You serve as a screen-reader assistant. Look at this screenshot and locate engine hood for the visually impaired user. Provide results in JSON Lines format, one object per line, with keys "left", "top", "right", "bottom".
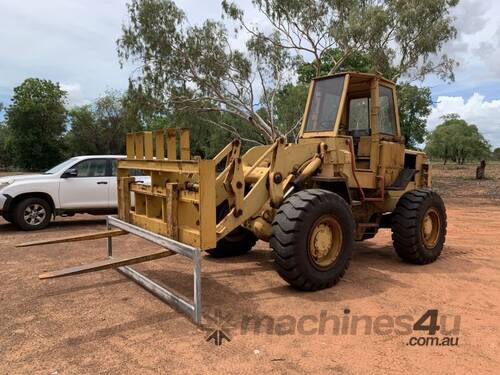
{"left": 0, "top": 174, "right": 51, "bottom": 185}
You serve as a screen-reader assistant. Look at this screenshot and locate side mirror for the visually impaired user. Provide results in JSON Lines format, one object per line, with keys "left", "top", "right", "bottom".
{"left": 61, "top": 168, "right": 78, "bottom": 178}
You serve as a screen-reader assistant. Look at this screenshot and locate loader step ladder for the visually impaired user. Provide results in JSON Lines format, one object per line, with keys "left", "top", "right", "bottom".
{"left": 106, "top": 215, "right": 203, "bottom": 324}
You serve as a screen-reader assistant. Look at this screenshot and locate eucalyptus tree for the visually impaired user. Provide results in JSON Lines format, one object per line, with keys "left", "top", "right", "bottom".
{"left": 118, "top": 0, "right": 459, "bottom": 143}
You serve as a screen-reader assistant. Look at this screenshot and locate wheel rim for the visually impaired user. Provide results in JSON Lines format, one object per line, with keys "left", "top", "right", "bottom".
{"left": 308, "top": 215, "right": 343, "bottom": 269}
{"left": 421, "top": 207, "right": 440, "bottom": 249}
{"left": 23, "top": 204, "right": 46, "bottom": 226}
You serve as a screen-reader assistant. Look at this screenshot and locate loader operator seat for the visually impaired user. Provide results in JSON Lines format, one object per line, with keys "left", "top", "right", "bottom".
{"left": 347, "top": 97, "right": 372, "bottom": 167}
{"left": 350, "top": 130, "right": 371, "bottom": 161}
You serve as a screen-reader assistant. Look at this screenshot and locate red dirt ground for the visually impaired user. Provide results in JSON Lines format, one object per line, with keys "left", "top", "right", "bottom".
{"left": 0, "top": 165, "right": 499, "bottom": 374}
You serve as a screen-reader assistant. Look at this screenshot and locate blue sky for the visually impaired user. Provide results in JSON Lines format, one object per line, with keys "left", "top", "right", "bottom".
{"left": 1, "top": 0, "right": 499, "bottom": 147}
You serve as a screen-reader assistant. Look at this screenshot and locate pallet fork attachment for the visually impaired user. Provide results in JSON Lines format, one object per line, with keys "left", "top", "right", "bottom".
{"left": 24, "top": 216, "right": 203, "bottom": 323}
{"left": 22, "top": 129, "right": 323, "bottom": 324}
{"left": 38, "top": 249, "right": 174, "bottom": 279}
{"left": 22, "top": 129, "right": 314, "bottom": 324}
{"left": 16, "top": 229, "right": 127, "bottom": 248}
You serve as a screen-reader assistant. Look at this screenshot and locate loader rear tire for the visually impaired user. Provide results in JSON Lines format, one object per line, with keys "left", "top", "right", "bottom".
{"left": 391, "top": 188, "right": 447, "bottom": 264}
{"left": 270, "top": 189, "right": 354, "bottom": 291}
{"left": 206, "top": 227, "right": 257, "bottom": 258}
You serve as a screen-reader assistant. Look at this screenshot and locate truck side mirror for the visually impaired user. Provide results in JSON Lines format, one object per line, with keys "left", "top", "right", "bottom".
{"left": 61, "top": 168, "right": 78, "bottom": 178}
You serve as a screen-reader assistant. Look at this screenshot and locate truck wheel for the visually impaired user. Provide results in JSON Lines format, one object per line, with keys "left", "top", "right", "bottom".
{"left": 270, "top": 189, "right": 354, "bottom": 291}
{"left": 2, "top": 212, "right": 14, "bottom": 223}
{"left": 391, "top": 188, "right": 447, "bottom": 264}
{"left": 13, "top": 197, "right": 52, "bottom": 231}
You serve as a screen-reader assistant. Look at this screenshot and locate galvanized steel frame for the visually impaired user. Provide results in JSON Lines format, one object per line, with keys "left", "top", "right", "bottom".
{"left": 106, "top": 215, "right": 202, "bottom": 324}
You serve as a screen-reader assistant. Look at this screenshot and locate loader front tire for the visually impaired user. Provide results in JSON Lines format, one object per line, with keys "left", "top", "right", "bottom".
{"left": 391, "top": 188, "right": 447, "bottom": 264}
{"left": 270, "top": 189, "right": 354, "bottom": 291}
{"left": 206, "top": 227, "right": 257, "bottom": 258}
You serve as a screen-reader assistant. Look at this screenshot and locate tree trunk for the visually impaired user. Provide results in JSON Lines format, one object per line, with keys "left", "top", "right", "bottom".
{"left": 476, "top": 160, "right": 486, "bottom": 179}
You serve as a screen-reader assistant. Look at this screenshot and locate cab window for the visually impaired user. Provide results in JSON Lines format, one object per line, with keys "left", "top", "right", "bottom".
{"left": 348, "top": 98, "right": 370, "bottom": 137}
{"left": 304, "top": 77, "right": 345, "bottom": 132}
{"left": 378, "top": 86, "right": 396, "bottom": 135}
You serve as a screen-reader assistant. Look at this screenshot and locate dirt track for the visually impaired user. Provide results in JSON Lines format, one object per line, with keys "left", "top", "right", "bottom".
{"left": 1, "top": 166, "right": 500, "bottom": 374}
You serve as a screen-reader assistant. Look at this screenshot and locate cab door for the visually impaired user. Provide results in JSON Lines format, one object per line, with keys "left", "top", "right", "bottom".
{"left": 109, "top": 159, "right": 119, "bottom": 208}
{"left": 377, "top": 84, "right": 405, "bottom": 186}
{"left": 347, "top": 96, "right": 372, "bottom": 170}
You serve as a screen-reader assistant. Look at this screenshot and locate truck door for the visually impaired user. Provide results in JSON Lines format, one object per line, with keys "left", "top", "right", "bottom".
{"left": 59, "top": 158, "right": 110, "bottom": 209}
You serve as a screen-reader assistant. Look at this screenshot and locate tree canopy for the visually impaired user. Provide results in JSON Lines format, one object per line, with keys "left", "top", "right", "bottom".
{"left": 5, "top": 78, "right": 67, "bottom": 171}
{"left": 65, "top": 91, "right": 146, "bottom": 156}
{"left": 224, "top": 0, "right": 458, "bottom": 81}
{"left": 0, "top": 104, "right": 12, "bottom": 168}
{"left": 397, "top": 83, "right": 432, "bottom": 148}
{"left": 117, "top": 0, "right": 459, "bottom": 144}
{"left": 425, "top": 114, "right": 491, "bottom": 164}
{"left": 493, "top": 148, "right": 500, "bottom": 161}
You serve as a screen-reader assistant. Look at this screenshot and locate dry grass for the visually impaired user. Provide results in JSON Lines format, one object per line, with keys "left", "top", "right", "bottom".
{"left": 431, "top": 162, "right": 500, "bottom": 203}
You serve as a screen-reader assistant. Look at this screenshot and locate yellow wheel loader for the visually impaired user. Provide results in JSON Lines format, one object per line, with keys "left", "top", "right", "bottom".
{"left": 21, "top": 72, "right": 446, "bottom": 322}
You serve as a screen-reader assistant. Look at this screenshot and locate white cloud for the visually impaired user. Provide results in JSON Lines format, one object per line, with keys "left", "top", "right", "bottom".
{"left": 428, "top": 93, "right": 500, "bottom": 148}
{"left": 423, "top": 0, "right": 500, "bottom": 94}
{"left": 0, "top": 0, "right": 131, "bottom": 105}
{"left": 452, "top": 0, "right": 490, "bottom": 35}
{"left": 60, "top": 83, "right": 90, "bottom": 108}
{"left": 438, "top": 0, "right": 489, "bottom": 59}
{"left": 473, "top": 24, "right": 500, "bottom": 77}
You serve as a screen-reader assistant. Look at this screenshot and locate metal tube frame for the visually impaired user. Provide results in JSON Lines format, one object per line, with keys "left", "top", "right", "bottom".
{"left": 106, "top": 215, "right": 202, "bottom": 324}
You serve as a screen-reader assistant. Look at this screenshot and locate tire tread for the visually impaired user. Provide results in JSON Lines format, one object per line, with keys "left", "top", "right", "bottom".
{"left": 391, "top": 188, "right": 447, "bottom": 264}
{"left": 271, "top": 189, "right": 354, "bottom": 291}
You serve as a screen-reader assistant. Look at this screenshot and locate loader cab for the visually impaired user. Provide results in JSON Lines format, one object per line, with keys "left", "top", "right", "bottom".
{"left": 300, "top": 72, "right": 401, "bottom": 136}
{"left": 299, "top": 72, "right": 405, "bottom": 187}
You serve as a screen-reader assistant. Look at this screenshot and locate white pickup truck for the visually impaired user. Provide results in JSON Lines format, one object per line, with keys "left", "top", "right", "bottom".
{"left": 0, "top": 155, "right": 146, "bottom": 230}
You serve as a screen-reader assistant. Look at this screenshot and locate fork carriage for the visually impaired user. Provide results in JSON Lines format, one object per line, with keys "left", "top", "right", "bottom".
{"left": 118, "top": 128, "right": 217, "bottom": 250}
